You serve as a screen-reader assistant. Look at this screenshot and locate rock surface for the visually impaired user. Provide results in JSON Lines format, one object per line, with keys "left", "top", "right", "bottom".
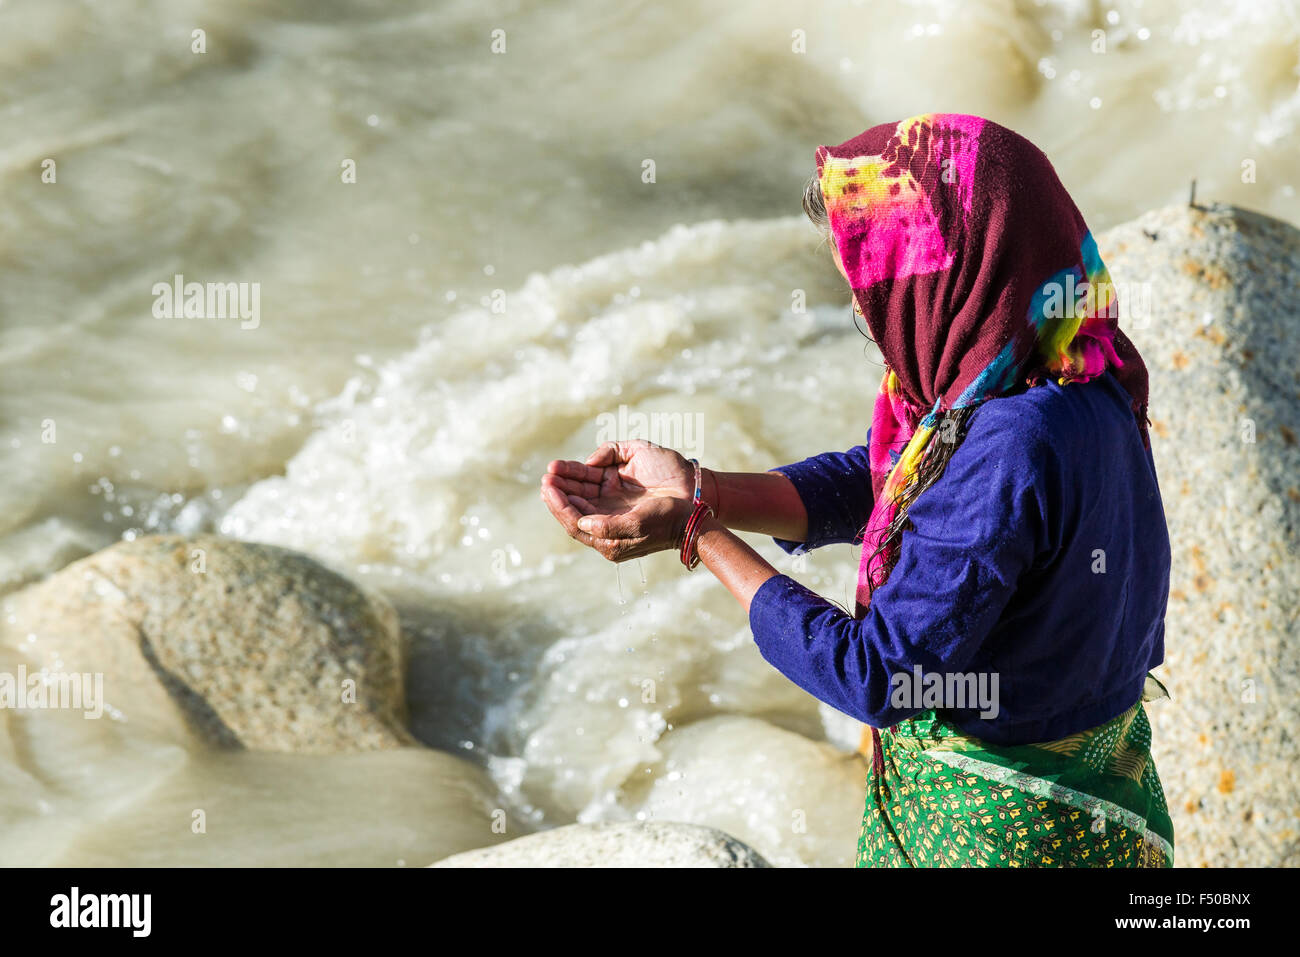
{"left": 625, "top": 714, "right": 867, "bottom": 868}
{"left": 1098, "top": 203, "right": 1300, "bottom": 867}
{"left": 0, "top": 534, "right": 413, "bottom": 752}
{"left": 430, "top": 821, "right": 771, "bottom": 868}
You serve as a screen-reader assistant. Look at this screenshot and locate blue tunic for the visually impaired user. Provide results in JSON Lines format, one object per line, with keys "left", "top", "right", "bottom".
{"left": 747, "top": 371, "right": 1170, "bottom": 745}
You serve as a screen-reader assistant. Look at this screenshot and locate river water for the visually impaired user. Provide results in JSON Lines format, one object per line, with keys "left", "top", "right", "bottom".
{"left": 1, "top": 0, "right": 1297, "bottom": 865}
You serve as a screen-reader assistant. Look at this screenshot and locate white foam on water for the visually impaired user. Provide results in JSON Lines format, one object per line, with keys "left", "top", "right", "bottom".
{"left": 217, "top": 217, "right": 871, "bottom": 865}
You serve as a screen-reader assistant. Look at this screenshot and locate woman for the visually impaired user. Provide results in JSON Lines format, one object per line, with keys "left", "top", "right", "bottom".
{"left": 541, "top": 114, "right": 1173, "bottom": 868}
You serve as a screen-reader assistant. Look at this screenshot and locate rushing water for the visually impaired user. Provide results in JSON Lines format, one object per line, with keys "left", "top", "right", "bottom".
{"left": 1, "top": 0, "right": 1298, "bottom": 866}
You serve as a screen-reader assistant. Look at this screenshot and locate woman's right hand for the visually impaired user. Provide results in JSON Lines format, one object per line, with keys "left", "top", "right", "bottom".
{"left": 540, "top": 440, "right": 697, "bottom": 561}
{"left": 584, "top": 440, "right": 695, "bottom": 499}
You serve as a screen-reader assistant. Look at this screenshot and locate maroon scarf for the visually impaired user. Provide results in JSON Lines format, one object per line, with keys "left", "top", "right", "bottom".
{"left": 812, "top": 114, "right": 1150, "bottom": 613}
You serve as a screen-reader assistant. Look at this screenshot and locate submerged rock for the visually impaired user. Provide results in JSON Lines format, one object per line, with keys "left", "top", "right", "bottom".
{"left": 1098, "top": 203, "right": 1300, "bottom": 867}
{"left": 0, "top": 534, "right": 413, "bottom": 752}
{"left": 430, "top": 821, "right": 771, "bottom": 868}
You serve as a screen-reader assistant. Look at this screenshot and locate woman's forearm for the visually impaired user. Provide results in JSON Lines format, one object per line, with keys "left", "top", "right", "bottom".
{"left": 702, "top": 469, "right": 809, "bottom": 543}
{"left": 693, "top": 514, "right": 780, "bottom": 613}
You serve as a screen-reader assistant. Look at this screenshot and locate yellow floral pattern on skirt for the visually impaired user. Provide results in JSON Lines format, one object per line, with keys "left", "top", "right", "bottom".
{"left": 857, "top": 697, "right": 1173, "bottom": 868}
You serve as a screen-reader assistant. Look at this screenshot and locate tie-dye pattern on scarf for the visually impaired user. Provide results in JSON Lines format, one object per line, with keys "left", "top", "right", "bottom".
{"left": 812, "top": 114, "right": 1151, "bottom": 613}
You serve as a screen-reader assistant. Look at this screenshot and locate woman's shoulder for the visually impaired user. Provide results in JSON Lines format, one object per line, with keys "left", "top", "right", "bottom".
{"left": 962, "top": 382, "right": 1061, "bottom": 454}
{"left": 959, "top": 372, "right": 1142, "bottom": 494}
{"left": 970, "top": 371, "right": 1132, "bottom": 439}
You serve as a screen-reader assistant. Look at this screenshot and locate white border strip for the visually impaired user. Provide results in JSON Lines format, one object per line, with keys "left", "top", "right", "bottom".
{"left": 923, "top": 749, "right": 1175, "bottom": 861}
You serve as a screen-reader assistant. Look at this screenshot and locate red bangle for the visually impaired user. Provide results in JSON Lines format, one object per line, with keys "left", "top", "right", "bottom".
{"left": 679, "top": 501, "right": 714, "bottom": 570}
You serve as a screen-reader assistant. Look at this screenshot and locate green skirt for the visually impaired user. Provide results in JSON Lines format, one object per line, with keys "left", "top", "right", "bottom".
{"left": 857, "top": 683, "right": 1174, "bottom": 868}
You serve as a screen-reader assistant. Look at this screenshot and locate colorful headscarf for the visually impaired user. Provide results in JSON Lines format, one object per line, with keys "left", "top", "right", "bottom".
{"left": 813, "top": 114, "right": 1150, "bottom": 615}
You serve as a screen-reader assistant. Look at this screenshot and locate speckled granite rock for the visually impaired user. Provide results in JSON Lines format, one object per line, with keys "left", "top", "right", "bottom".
{"left": 0, "top": 534, "right": 413, "bottom": 751}
{"left": 429, "top": 821, "right": 771, "bottom": 868}
{"left": 1098, "top": 203, "right": 1300, "bottom": 867}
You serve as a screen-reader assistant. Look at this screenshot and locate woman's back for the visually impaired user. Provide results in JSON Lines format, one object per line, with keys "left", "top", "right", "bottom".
{"left": 751, "top": 369, "right": 1171, "bottom": 746}
{"left": 914, "top": 370, "right": 1171, "bottom": 743}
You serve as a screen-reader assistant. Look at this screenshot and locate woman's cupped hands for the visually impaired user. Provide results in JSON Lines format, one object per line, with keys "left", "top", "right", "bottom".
{"left": 540, "top": 439, "right": 696, "bottom": 563}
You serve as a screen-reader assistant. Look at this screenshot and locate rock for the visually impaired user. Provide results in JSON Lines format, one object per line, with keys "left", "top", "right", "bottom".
{"left": 1098, "top": 203, "right": 1300, "bottom": 867}
{"left": 429, "top": 821, "right": 771, "bottom": 868}
{"left": 0, "top": 534, "right": 413, "bottom": 752}
{"left": 625, "top": 715, "right": 867, "bottom": 867}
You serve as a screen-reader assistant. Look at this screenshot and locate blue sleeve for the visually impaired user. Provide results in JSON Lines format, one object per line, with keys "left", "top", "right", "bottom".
{"left": 748, "top": 405, "right": 1056, "bottom": 727}
{"left": 769, "top": 438, "right": 875, "bottom": 554}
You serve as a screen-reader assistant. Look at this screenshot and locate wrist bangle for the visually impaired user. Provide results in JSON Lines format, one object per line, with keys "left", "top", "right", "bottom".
{"left": 679, "top": 500, "right": 714, "bottom": 570}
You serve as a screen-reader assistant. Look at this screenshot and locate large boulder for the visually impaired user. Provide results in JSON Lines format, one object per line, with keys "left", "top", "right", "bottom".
{"left": 1099, "top": 203, "right": 1300, "bottom": 867}
{"left": 0, "top": 534, "right": 413, "bottom": 752}
{"left": 430, "top": 821, "right": 771, "bottom": 868}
